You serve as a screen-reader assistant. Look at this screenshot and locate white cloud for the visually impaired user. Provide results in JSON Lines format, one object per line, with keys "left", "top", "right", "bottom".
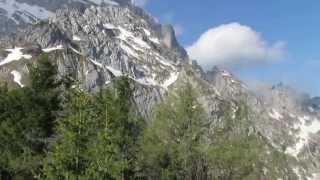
{"left": 186, "top": 22, "right": 286, "bottom": 69}
{"left": 131, "top": 0, "right": 148, "bottom": 7}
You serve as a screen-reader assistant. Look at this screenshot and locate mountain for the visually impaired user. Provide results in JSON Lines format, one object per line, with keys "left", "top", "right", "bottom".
{"left": 0, "top": 1, "right": 320, "bottom": 179}
{"left": 0, "top": 0, "right": 132, "bottom": 33}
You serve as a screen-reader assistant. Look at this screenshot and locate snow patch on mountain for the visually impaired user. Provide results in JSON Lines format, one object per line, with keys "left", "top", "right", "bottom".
{"left": 162, "top": 72, "right": 179, "bottom": 89}
{"left": 10, "top": 70, "right": 24, "bottom": 87}
{"left": 134, "top": 71, "right": 179, "bottom": 89}
{"left": 120, "top": 42, "right": 140, "bottom": 59}
{"left": 104, "top": 23, "right": 151, "bottom": 50}
{"left": 0, "top": 47, "right": 32, "bottom": 66}
{"left": 118, "top": 27, "right": 151, "bottom": 49}
{"left": 69, "top": 46, "right": 82, "bottom": 55}
{"left": 142, "top": 28, "right": 160, "bottom": 44}
{"left": 143, "top": 28, "right": 151, "bottom": 36}
{"left": 135, "top": 76, "right": 158, "bottom": 86}
{"left": 269, "top": 109, "right": 283, "bottom": 120}
{"left": 103, "top": 23, "right": 117, "bottom": 29}
{"left": 286, "top": 116, "right": 320, "bottom": 157}
{"left": 42, "top": 45, "right": 64, "bottom": 53}
{"left": 73, "top": 35, "right": 82, "bottom": 41}
{"left": 0, "top": 0, "right": 53, "bottom": 23}
{"left": 89, "top": 58, "right": 103, "bottom": 68}
{"left": 150, "top": 37, "right": 160, "bottom": 44}
{"left": 106, "top": 66, "right": 123, "bottom": 77}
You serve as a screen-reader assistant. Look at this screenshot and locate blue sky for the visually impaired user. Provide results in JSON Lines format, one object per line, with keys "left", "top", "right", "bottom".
{"left": 143, "top": 0, "right": 320, "bottom": 96}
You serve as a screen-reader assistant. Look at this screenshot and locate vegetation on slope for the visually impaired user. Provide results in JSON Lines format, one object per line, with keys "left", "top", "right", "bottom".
{"left": 0, "top": 54, "right": 295, "bottom": 180}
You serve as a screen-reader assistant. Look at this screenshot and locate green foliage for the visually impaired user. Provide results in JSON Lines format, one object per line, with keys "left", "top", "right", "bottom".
{"left": 30, "top": 53, "right": 60, "bottom": 93}
{"left": 0, "top": 54, "right": 62, "bottom": 179}
{"left": 140, "top": 89, "right": 292, "bottom": 180}
{"left": 88, "top": 76, "right": 145, "bottom": 179}
{"left": 42, "top": 76, "right": 145, "bottom": 179}
{"left": 208, "top": 135, "right": 262, "bottom": 179}
{"left": 208, "top": 102, "right": 262, "bottom": 179}
{"left": 139, "top": 83, "right": 209, "bottom": 180}
{"left": 0, "top": 55, "right": 294, "bottom": 179}
{"left": 42, "top": 91, "right": 96, "bottom": 179}
{"left": 84, "top": 88, "right": 119, "bottom": 179}
{"left": 208, "top": 102, "right": 291, "bottom": 179}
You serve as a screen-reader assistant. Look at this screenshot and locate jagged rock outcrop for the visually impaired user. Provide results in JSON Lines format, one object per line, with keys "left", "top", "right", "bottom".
{"left": 0, "top": 1, "right": 320, "bottom": 179}
{"left": 0, "top": 0, "right": 133, "bottom": 34}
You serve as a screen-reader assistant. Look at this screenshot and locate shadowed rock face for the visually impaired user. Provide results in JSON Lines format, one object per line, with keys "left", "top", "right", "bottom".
{"left": 160, "top": 24, "right": 188, "bottom": 59}
{"left": 0, "top": 1, "right": 320, "bottom": 179}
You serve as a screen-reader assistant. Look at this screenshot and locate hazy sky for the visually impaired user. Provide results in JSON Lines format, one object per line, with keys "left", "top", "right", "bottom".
{"left": 143, "top": 0, "right": 320, "bottom": 96}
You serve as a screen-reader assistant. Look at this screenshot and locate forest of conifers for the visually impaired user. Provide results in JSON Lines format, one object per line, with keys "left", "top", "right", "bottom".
{"left": 0, "top": 54, "right": 289, "bottom": 180}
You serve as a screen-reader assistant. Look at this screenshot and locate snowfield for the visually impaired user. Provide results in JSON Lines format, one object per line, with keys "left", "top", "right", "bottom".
{"left": 0, "top": 0, "right": 53, "bottom": 23}
{"left": 73, "top": 35, "right": 82, "bottom": 41}
{"left": 0, "top": 47, "right": 32, "bottom": 66}
{"left": 269, "top": 109, "right": 283, "bottom": 120}
{"left": 286, "top": 116, "right": 320, "bottom": 157}
{"left": 120, "top": 42, "right": 140, "bottom": 59}
{"left": 106, "top": 66, "right": 123, "bottom": 77}
{"left": 11, "top": 70, "right": 24, "bottom": 87}
{"left": 42, "top": 45, "right": 63, "bottom": 53}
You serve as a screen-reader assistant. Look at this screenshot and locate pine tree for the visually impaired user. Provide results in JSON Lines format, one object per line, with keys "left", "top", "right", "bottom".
{"left": 43, "top": 76, "right": 145, "bottom": 180}
{"left": 207, "top": 135, "right": 262, "bottom": 179}
{"left": 86, "top": 88, "right": 122, "bottom": 179}
{"left": 113, "top": 76, "right": 145, "bottom": 179}
{"left": 0, "top": 53, "right": 62, "bottom": 179}
{"left": 88, "top": 76, "right": 144, "bottom": 179}
{"left": 29, "top": 53, "right": 62, "bottom": 137}
{"left": 207, "top": 102, "right": 264, "bottom": 179}
{"left": 140, "top": 83, "right": 209, "bottom": 180}
{"left": 42, "top": 90, "right": 96, "bottom": 179}
{"left": 30, "top": 54, "right": 60, "bottom": 92}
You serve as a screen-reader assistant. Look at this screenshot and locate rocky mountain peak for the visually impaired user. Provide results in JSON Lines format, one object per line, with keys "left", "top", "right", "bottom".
{"left": 260, "top": 82, "right": 307, "bottom": 113}
{"left": 0, "top": 3, "right": 189, "bottom": 93}
{"left": 204, "top": 66, "right": 249, "bottom": 100}
{"left": 0, "top": 0, "right": 133, "bottom": 34}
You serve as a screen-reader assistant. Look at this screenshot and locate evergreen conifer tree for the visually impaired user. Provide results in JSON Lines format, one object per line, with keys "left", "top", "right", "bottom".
{"left": 0, "top": 53, "right": 62, "bottom": 179}
{"left": 42, "top": 90, "right": 96, "bottom": 179}
{"left": 140, "top": 83, "right": 209, "bottom": 180}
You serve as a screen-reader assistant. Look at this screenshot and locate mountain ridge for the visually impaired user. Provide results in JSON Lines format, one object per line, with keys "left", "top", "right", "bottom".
{"left": 0, "top": 0, "right": 135, "bottom": 33}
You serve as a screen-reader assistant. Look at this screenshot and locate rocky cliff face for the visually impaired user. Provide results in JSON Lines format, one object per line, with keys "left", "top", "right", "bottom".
{"left": 0, "top": 0, "right": 134, "bottom": 33}
{"left": 0, "top": 1, "right": 320, "bottom": 179}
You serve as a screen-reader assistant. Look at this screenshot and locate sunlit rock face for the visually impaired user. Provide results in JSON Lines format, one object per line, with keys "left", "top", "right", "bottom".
{"left": 0, "top": 0, "right": 134, "bottom": 34}
{"left": 0, "top": 3, "right": 188, "bottom": 118}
